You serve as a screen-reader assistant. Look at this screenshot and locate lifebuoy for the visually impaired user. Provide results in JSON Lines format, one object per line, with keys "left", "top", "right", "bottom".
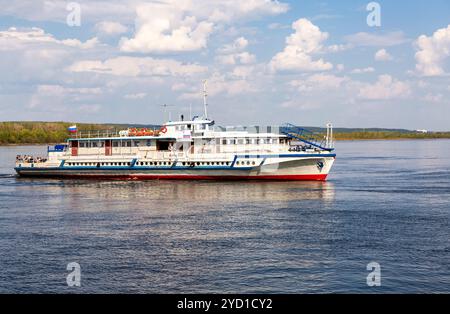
{"left": 160, "top": 126, "right": 167, "bottom": 134}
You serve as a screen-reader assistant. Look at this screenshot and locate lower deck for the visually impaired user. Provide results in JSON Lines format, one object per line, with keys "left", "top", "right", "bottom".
{"left": 15, "top": 154, "right": 336, "bottom": 181}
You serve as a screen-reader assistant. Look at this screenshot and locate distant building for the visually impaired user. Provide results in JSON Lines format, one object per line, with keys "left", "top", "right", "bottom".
{"left": 416, "top": 129, "right": 428, "bottom": 134}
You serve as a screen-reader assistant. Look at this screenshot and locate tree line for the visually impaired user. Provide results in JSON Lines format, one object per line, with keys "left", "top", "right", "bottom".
{"left": 0, "top": 121, "right": 449, "bottom": 145}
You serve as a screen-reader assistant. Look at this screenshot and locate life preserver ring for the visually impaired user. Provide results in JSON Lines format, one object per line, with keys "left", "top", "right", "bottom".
{"left": 160, "top": 126, "right": 167, "bottom": 134}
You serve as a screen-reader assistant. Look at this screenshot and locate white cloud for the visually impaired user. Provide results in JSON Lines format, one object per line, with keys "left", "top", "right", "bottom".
{"left": 375, "top": 49, "right": 393, "bottom": 61}
{"left": 179, "top": 71, "right": 257, "bottom": 99}
{"left": 0, "top": 27, "right": 99, "bottom": 50}
{"left": 95, "top": 21, "right": 128, "bottom": 36}
{"left": 29, "top": 84, "right": 102, "bottom": 110}
{"left": 423, "top": 93, "right": 443, "bottom": 103}
{"left": 345, "top": 31, "right": 408, "bottom": 47}
{"left": 216, "top": 52, "right": 256, "bottom": 65}
{"left": 120, "top": 3, "right": 214, "bottom": 53}
{"left": 119, "top": 0, "right": 288, "bottom": 53}
{"left": 415, "top": 24, "right": 450, "bottom": 76}
{"left": 217, "top": 37, "right": 248, "bottom": 54}
{"left": 269, "top": 18, "right": 333, "bottom": 72}
{"left": 358, "top": 75, "right": 411, "bottom": 100}
{"left": 216, "top": 37, "right": 256, "bottom": 65}
{"left": 290, "top": 74, "right": 349, "bottom": 92}
{"left": 351, "top": 67, "right": 375, "bottom": 74}
{"left": 68, "top": 56, "right": 207, "bottom": 77}
{"left": 268, "top": 23, "right": 289, "bottom": 30}
{"left": 124, "top": 92, "right": 147, "bottom": 99}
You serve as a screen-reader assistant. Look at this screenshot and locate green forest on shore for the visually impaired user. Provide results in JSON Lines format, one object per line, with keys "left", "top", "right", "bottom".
{"left": 1, "top": 121, "right": 449, "bottom": 145}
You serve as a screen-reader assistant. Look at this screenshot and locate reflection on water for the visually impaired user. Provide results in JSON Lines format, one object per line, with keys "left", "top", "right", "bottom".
{"left": 0, "top": 141, "right": 449, "bottom": 293}
{"left": 31, "top": 180, "right": 336, "bottom": 207}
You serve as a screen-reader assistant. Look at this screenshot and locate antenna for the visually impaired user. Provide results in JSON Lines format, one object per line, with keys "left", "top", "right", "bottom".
{"left": 160, "top": 104, "right": 175, "bottom": 122}
{"left": 189, "top": 103, "right": 192, "bottom": 121}
{"left": 203, "top": 80, "right": 208, "bottom": 120}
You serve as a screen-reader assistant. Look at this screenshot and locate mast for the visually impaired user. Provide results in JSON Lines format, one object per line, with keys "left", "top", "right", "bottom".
{"left": 203, "top": 80, "right": 208, "bottom": 120}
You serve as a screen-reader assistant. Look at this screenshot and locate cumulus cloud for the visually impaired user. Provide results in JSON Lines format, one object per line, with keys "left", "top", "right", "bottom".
{"left": 415, "top": 24, "right": 450, "bottom": 76}
{"left": 269, "top": 18, "right": 333, "bottom": 72}
{"left": 0, "top": 27, "right": 99, "bottom": 50}
{"left": 351, "top": 67, "right": 375, "bottom": 74}
{"left": 358, "top": 75, "right": 411, "bottom": 100}
{"left": 375, "top": 49, "right": 393, "bottom": 61}
{"left": 95, "top": 21, "right": 128, "bottom": 36}
{"left": 217, "top": 37, "right": 248, "bottom": 54}
{"left": 68, "top": 56, "right": 207, "bottom": 77}
{"left": 290, "top": 74, "right": 349, "bottom": 92}
{"left": 120, "top": 3, "right": 214, "bottom": 53}
{"left": 124, "top": 92, "right": 147, "bottom": 99}
{"left": 423, "top": 93, "right": 443, "bottom": 103}
{"left": 29, "top": 84, "right": 102, "bottom": 112}
{"left": 120, "top": 0, "right": 288, "bottom": 53}
{"left": 179, "top": 71, "right": 258, "bottom": 99}
{"left": 345, "top": 31, "right": 408, "bottom": 47}
{"left": 216, "top": 37, "right": 256, "bottom": 65}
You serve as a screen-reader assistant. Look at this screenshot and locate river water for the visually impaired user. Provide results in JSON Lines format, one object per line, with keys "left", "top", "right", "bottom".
{"left": 0, "top": 140, "right": 449, "bottom": 293}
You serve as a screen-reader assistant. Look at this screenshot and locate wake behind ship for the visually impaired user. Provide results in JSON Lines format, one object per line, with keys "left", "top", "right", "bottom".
{"left": 14, "top": 85, "right": 336, "bottom": 181}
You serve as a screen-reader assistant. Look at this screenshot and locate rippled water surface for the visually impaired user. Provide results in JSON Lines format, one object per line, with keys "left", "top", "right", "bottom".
{"left": 0, "top": 140, "right": 449, "bottom": 293}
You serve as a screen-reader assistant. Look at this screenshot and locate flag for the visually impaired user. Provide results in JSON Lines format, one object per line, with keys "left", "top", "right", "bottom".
{"left": 68, "top": 125, "right": 77, "bottom": 133}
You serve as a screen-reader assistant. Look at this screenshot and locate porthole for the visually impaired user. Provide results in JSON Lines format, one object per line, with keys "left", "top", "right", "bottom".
{"left": 252, "top": 161, "right": 256, "bottom": 165}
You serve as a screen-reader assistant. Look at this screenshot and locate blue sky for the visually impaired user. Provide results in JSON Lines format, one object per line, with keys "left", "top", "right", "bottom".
{"left": 0, "top": 0, "right": 449, "bottom": 130}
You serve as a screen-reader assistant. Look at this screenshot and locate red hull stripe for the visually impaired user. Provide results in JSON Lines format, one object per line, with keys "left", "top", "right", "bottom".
{"left": 23, "top": 173, "right": 328, "bottom": 181}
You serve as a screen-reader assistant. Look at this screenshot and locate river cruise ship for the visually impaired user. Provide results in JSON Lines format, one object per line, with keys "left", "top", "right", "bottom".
{"left": 14, "top": 85, "right": 336, "bottom": 180}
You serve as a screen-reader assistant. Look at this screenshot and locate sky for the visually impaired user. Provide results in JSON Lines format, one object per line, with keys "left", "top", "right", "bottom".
{"left": 0, "top": 0, "right": 449, "bottom": 130}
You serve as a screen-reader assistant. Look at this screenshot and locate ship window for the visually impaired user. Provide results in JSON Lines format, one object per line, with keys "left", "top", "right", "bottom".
{"left": 229, "top": 139, "right": 236, "bottom": 145}
{"left": 238, "top": 139, "right": 244, "bottom": 145}
{"left": 113, "top": 141, "right": 119, "bottom": 147}
{"left": 252, "top": 161, "right": 256, "bottom": 165}
{"left": 134, "top": 141, "right": 140, "bottom": 147}
{"left": 273, "top": 139, "right": 278, "bottom": 144}
{"left": 226, "top": 162, "right": 230, "bottom": 165}
{"left": 197, "top": 162, "right": 200, "bottom": 166}
{"left": 280, "top": 139, "right": 284, "bottom": 144}
{"left": 79, "top": 142, "right": 85, "bottom": 148}
{"left": 245, "top": 138, "right": 251, "bottom": 144}
{"left": 247, "top": 161, "right": 250, "bottom": 165}
{"left": 255, "top": 139, "right": 260, "bottom": 144}
{"left": 128, "top": 162, "right": 131, "bottom": 166}
{"left": 126, "top": 141, "right": 132, "bottom": 147}
{"left": 236, "top": 161, "right": 240, "bottom": 165}
{"left": 92, "top": 142, "right": 98, "bottom": 148}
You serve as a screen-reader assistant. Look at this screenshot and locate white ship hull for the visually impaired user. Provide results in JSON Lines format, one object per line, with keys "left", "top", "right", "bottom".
{"left": 15, "top": 154, "right": 335, "bottom": 181}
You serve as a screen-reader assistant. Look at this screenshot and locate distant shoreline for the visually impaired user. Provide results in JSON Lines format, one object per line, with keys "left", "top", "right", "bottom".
{"left": 1, "top": 121, "right": 450, "bottom": 146}
{"left": 2, "top": 137, "right": 450, "bottom": 147}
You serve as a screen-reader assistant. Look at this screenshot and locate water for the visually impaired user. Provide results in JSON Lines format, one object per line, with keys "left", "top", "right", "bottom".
{"left": 0, "top": 140, "right": 449, "bottom": 293}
